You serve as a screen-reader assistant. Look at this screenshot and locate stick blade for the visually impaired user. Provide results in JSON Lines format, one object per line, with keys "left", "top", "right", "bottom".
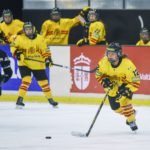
{"left": 71, "top": 131, "right": 87, "bottom": 137}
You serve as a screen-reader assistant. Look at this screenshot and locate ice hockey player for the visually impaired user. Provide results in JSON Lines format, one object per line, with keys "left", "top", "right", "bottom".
{"left": 0, "top": 9, "right": 24, "bottom": 44}
{"left": 40, "top": 7, "right": 90, "bottom": 45}
{"left": 136, "top": 27, "right": 150, "bottom": 46}
{"left": 10, "top": 22, "right": 58, "bottom": 108}
{"left": 77, "top": 8, "right": 106, "bottom": 46}
{"left": 95, "top": 42, "right": 140, "bottom": 131}
{"left": 0, "top": 49, "right": 13, "bottom": 95}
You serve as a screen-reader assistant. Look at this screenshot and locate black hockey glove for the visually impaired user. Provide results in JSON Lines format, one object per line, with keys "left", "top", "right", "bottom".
{"left": 45, "top": 57, "right": 53, "bottom": 67}
{"left": 117, "top": 84, "right": 133, "bottom": 99}
{"left": 76, "top": 38, "right": 88, "bottom": 46}
{"left": 16, "top": 50, "right": 23, "bottom": 60}
{"left": 101, "top": 78, "right": 113, "bottom": 89}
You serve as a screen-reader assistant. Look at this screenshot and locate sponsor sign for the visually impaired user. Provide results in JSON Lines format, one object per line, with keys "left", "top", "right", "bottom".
{"left": 71, "top": 46, "right": 150, "bottom": 94}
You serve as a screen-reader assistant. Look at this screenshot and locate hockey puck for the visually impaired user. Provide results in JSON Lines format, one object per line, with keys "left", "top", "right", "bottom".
{"left": 45, "top": 136, "right": 52, "bottom": 139}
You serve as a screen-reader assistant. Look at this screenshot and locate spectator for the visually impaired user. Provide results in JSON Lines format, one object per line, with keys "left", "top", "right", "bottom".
{"left": 41, "top": 7, "right": 90, "bottom": 45}
{"left": 0, "top": 9, "right": 24, "bottom": 44}
{"left": 77, "top": 8, "right": 107, "bottom": 46}
{"left": 136, "top": 28, "right": 150, "bottom": 46}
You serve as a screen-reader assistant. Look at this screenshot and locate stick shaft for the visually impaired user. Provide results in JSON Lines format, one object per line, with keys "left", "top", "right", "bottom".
{"left": 24, "top": 58, "right": 96, "bottom": 73}
{"left": 86, "top": 89, "right": 110, "bottom": 137}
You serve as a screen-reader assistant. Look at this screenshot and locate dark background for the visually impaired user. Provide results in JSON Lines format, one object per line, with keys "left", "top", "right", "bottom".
{"left": 1, "top": 0, "right": 150, "bottom": 45}
{"left": 0, "top": 0, "right": 23, "bottom": 20}
{"left": 22, "top": 9, "right": 150, "bottom": 45}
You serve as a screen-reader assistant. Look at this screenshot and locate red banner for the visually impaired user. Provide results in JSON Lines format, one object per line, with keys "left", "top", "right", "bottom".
{"left": 71, "top": 46, "right": 150, "bottom": 94}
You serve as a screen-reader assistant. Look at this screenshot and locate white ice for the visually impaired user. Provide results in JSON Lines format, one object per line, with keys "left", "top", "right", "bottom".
{"left": 0, "top": 102, "right": 150, "bottom": 150}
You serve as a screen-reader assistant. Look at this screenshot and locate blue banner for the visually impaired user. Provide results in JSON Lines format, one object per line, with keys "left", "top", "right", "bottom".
{"left": 0, "top": 45, "right": 50, "bottom": 91}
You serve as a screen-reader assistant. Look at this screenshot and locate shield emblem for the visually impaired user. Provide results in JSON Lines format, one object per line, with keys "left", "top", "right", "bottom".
{"left": 74, "top": 66, "right": 90, "bottom": 90}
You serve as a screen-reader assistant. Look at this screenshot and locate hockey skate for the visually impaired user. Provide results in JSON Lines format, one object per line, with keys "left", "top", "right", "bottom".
{"left": 16, "top": 96, "right": 25, "bottom": 109}
{"left": 48, "top": 98, "right": 58, "bottom": 107}
{"left": 126, "top": 120, "right": 138, "bottom": 131}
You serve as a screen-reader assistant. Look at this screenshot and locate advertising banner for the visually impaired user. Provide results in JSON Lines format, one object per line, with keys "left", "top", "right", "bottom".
{"left": 71, "top": 46, "right": 150, "bottom": 94}
{"left": 0, "top": 45, "right": 50, "bottom": 91}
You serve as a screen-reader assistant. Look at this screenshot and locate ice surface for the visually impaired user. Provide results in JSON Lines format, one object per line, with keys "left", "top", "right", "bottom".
{"left": 0, "top": 102, "right": 150, "bottom": 150}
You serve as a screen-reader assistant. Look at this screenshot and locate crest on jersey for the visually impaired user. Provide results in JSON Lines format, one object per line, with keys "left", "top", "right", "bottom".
{"left": 73, "top": 53, "right": 91, "bottom": 90}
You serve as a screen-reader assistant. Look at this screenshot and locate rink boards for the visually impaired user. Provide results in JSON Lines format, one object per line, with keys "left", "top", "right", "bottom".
{"left": 0, "top": 45, "right": 150, "bottom": 105}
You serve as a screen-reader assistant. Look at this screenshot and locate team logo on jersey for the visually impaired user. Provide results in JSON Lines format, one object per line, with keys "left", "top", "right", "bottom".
{"left": 54, "top": 28, "right": 60, "bottom": 35}
{"left": 73, "top": 53, "right": 91, "bottom": 90}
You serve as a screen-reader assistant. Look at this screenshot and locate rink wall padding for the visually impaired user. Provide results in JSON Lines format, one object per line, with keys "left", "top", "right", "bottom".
{"left": 1, "top": 94, "right": 150, "bottom": 106}
{"left": 0, "top": 45, "right": 150, "bottom": 106}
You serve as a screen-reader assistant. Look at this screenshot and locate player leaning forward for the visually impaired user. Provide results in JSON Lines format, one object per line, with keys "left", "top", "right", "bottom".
{"left": 11, "top": 22, "right": 58, "bottom": 108}
{"left": 96, "top": 42, "right": 140, "bottom": 131}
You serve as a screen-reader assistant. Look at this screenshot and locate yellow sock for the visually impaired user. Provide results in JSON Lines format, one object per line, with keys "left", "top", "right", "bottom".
{"left": 120, "top": 98, "right": 136, "bottom": 122}
{"left": 38, "top": 80, "right": 52, "bottom": 99}
{"left": 18, "top": 76, "right": 31, "bottom": 97}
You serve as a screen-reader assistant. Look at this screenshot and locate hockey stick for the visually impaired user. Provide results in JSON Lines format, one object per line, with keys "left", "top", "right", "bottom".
{"left": 24, "top": 58, "right": 97, "bottom": 73}
{"left": 71, "top": 89, "right": 110, "bottom": 137}
{"left": 138, "top": 15, "right": 144, "bottom": 29}
{"left": 52, "top": 63, "right": 97, "bottom": 73}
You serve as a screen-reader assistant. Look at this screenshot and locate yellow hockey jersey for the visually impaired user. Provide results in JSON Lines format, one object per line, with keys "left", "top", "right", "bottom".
{"left": 0, "top": 19, "right": 24, "bottom": 44}
{"left": 41, "top": 17, "right": 80, "bottom": 45}
{"left": 96, "top": 56, "right": 140, "bottom": 97}
{"left": 11, "top": 34, "right": 51, "bottom": 70}
{"left": 136, "top": 40, "right": 150, "bottom": 46}
{"left": 89, "top": 21, "right": 106, "bottom": 45}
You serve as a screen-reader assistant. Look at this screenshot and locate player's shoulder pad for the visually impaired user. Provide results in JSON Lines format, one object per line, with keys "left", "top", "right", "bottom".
{"left": 13, "top": 19, "right": 23, "bottom": 24}
{"left": 36, "top": 34, "right": 43, "bottom": 39}
{"left": 43, "top": 19, "right": 51, "bottom": 25}
{"left": 123, "top": 57, "right": 136, "bottom": 69}
{"left": 91, "top": 21, "right": 104, "bottom": 28}
{"left": 60, "top": 18, "right": 72, "bottom": 23}
{"left": 98, "top": 56, "right": 108, "bottom": 65}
